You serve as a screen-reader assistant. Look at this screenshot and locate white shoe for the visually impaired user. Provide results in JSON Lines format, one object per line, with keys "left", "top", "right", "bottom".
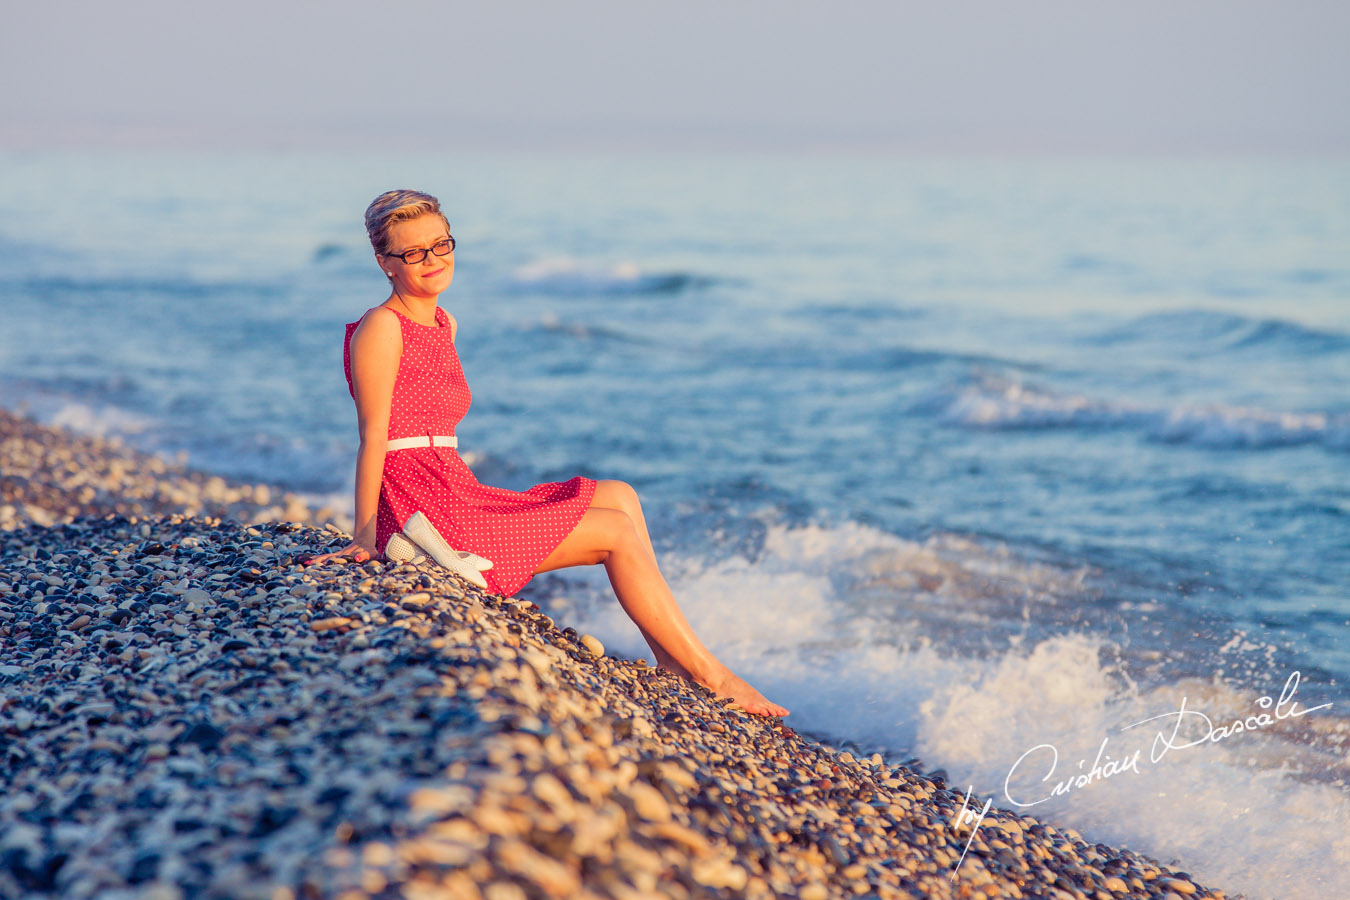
{"left": 402, "top": 511, "right": 495, "bottom": 590}
{"left": 388, "top": 531, "right": 492, "bottom": 568}
{"left": 384, "top": 532, "right": 426, "bottom": 565}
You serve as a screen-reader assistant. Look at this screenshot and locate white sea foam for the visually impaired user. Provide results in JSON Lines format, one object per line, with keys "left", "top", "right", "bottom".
{"left": 918, "top": 638, "right": 1350, "bottom": 900}
{"left": 551, "top": 519, "right": 1350, "bottom": 900}
{"left": 944, "top": 374, "right": 1350, "bottom": 451}
{"left": 504, "top": 256, "right": 704, "bottom": 295}
{"left": 44, "top": 401, "right": 157, "bottom": 440}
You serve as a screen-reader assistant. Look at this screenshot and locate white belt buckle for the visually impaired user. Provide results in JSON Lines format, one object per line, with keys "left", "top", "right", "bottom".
{"left": 387, "top": 434, "right": 458, "bottom": 452}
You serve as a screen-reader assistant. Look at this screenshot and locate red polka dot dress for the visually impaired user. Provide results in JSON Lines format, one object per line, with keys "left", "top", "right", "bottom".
{"left": 344, "top": 305, "right": 596, "bottom": 597}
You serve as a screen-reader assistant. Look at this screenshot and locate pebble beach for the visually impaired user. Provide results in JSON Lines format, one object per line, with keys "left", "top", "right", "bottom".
{"left": 0, "top": 408, "right": 1234, "bottom": 900}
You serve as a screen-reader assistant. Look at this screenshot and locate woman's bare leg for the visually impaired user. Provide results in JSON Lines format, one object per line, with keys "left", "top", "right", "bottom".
{"left": 588, "top": 481, "right": 690, "bottom": 676}
{"left": 591, "top": 480, "right": 657, "bottom": 559}
{"left": 535, "top": 504, "right": 789, "bottom": 717}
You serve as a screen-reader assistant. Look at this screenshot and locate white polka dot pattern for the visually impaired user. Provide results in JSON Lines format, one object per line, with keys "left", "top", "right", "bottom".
{"left": 344, "top": 305, "right": 596, "bottom": 596}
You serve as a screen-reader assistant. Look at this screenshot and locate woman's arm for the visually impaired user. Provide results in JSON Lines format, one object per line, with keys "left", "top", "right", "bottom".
{"left": 306, "top": 308, "right": 401, "bottom": 566}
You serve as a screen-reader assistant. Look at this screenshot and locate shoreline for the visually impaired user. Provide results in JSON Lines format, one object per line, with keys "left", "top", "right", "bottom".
{"left": 0, "top": 407, "right": 350, "bottom": 534}
{"left": 0, "top": 409, "right": 1229, "bottom": 899}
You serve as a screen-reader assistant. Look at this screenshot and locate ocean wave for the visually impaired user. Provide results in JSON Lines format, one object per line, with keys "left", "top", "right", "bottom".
{"left": 503, "top": 256, "right": 715, "bottom": 295}
{"left": 312, "top": 242, "right": 347, "bottom": 263}
{"left": 942, "top": 374, "right": 1350, "bottom": 451}
{"left": 917, "top": 637, "right": 1350, "bottom": 900}
{"left": 1090, "top": 308, "right": 1350, "bottom": 356}
{"left": 530, "top": 313, "right": 652, "bottom": 344}
{"left": 792, "top": 301, "right": 927, "bottom": 322}
{"left": 1225, "top": 317, "right": 1350, "bottom": 354}
{"left": 43, "top": 401, "right": 158, "bottom": 438}
{"left": 544, "top": 517, "right": 1350, "bottom": 900}
{"left": 16, "top": 274, "right": 281, "bottom": 300}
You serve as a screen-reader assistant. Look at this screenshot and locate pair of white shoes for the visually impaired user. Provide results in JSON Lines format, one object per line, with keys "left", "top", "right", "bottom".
{"left": 385, "top": 511, "right": 494, "bottom": 590}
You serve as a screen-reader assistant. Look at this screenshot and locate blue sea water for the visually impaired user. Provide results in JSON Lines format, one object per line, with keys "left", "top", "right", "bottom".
{"left": 1, "top": 150, "right": 1348, "bottom": 897}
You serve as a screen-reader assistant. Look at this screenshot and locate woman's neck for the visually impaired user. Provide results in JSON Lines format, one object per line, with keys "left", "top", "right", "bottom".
{"left": 388, "top": 291, "right": 440, "bottom": 325}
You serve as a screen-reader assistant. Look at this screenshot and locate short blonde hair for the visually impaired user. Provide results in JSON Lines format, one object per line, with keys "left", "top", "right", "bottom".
{"left": 364, "top": 190, "right": 451, "bottom": 255}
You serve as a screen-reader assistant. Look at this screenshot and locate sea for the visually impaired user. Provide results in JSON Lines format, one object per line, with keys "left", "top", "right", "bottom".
{"left": 1, "top": 150, "right": 1347, "bottom": 898}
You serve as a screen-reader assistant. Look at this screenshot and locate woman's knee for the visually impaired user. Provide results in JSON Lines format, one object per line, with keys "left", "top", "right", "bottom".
{"left": 595, "top": 479, "right": 642, "bottom": 517}
{"left": 589, "top": 505, "right": 642, "bottom": 554}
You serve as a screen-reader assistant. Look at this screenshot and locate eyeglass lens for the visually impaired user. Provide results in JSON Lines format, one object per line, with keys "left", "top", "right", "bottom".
{"left": 397, "top": 237, "right": 455, "bottom": 264}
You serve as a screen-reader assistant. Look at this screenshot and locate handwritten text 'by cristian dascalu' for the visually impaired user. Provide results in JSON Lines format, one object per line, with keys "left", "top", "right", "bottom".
{"left": 948, "top": 670, "right": 1331, "bottom": 880}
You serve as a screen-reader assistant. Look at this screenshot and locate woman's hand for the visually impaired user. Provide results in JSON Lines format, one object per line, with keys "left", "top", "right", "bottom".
{"left": 301, "top": 540, "right": 377, "bottom": 567}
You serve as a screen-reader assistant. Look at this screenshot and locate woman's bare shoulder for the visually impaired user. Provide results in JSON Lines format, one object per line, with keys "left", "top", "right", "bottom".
{"left": 351, "top": 307, "right": 401, "bottom": 354}
{"left": 353, "top": 306, "right": 399, "bottom": 335}
{"left": 446, "top": 311, "right": 459, "bottom": 342}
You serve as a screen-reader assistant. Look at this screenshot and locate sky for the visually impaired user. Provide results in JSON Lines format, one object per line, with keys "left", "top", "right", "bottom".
{"left": 3, "top": 0, "right": 1348, "bottom": 154}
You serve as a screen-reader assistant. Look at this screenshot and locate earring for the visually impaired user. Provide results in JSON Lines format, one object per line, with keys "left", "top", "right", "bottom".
{"left": 386, "top": 272, "right": 393, "bottom": 276}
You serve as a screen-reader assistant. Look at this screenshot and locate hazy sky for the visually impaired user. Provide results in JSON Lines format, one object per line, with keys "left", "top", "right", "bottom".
{"left": 5, "top": 0, "right": 1347, "bottom": 153}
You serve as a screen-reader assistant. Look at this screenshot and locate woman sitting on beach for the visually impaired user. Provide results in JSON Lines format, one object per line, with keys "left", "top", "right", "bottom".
{"left": 306, "top": 189, "right": 788, "bottom": 718}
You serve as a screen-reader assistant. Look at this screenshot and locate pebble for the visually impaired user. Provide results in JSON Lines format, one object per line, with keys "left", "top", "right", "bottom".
{"left": 311, "top": 616, "right": 353, "bottom": 632}
{"left": 691, "top": 857, "right": 748, "bottom": 890}
{"left": 1160, "top": 877, "right": 1198, "bottom": 894}
{"left": 579, "top": 633, "right": 604, "bottom": 657}
{"left": 624, "top": 780, "right": 672, "bottom": 823}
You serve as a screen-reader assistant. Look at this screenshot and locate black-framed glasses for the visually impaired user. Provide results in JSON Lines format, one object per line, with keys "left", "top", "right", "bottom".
{"left": 382, "top": 236, "right": 455, "bottom": 264}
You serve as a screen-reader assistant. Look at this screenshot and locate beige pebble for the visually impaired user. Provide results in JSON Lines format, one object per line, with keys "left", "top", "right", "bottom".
{"left": 360, "top": 869, "right": 387, "bottom": 894}
{"left": 1102, "top": 875, "right": 1128, "bottom": 893}
{"left": 361, "top": 842, "right": 393, "bottom": 866}
{"left": 650, "top": 820, "right": 712, "bottom": 857}
{"left": 690, "top": 857, "right": 748, "bottom": 890}
{"left": 483, "top": 881, "right": 529, "bottom": 900}
{"left": 400, "top": 837, "right": 474, "bottom": 867}
{"left": 625, "top": 780, "right": 671, "bottom": 823}
{"left": 1160, "top": 878, "right": 1197, "bottom": 895}
{"left": 473, "top": 803, "right": 529, "bottom": 837}
{"left": 656, "top": 761, "right": 698, "bottom": 791}
{"left": 409, "top": 785, "right": 474, "bottom": 819}
{"left": 311, "top": 616, "right": 352, "bottom": 632}
{"left": 579, "top": 633, "right": 604, "bottom": 657}
{"left": 495, "top": 838, "right": 580, "bottom": 897}
{"left": 531, "top": 773, "right": 576, "bottom": 822}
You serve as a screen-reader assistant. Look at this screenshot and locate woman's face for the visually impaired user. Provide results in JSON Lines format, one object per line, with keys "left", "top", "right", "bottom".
{"left": 379, "top": 213, "right": 455, "bottom": 299}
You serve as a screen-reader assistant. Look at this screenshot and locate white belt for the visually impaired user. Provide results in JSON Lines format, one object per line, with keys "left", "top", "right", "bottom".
{"left": 386, "top": 434, "right": 458, "bottom": 452}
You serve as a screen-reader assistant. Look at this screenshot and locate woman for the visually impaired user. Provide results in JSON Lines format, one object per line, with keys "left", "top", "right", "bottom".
{"left": 306, "top": 190, "right": 788, "bottom": 718}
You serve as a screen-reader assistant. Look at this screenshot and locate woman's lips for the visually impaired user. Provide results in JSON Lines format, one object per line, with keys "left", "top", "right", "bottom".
{"left": 422, "top": 267, "right": 446, "bottom": 277}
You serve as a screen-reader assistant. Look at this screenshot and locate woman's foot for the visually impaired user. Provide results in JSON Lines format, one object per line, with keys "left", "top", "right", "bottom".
{"left": 701, "top": 668, "right": 789, "bottom": 717}
{"left": 648, "top": 641, "right": 787, "bottom": 716}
